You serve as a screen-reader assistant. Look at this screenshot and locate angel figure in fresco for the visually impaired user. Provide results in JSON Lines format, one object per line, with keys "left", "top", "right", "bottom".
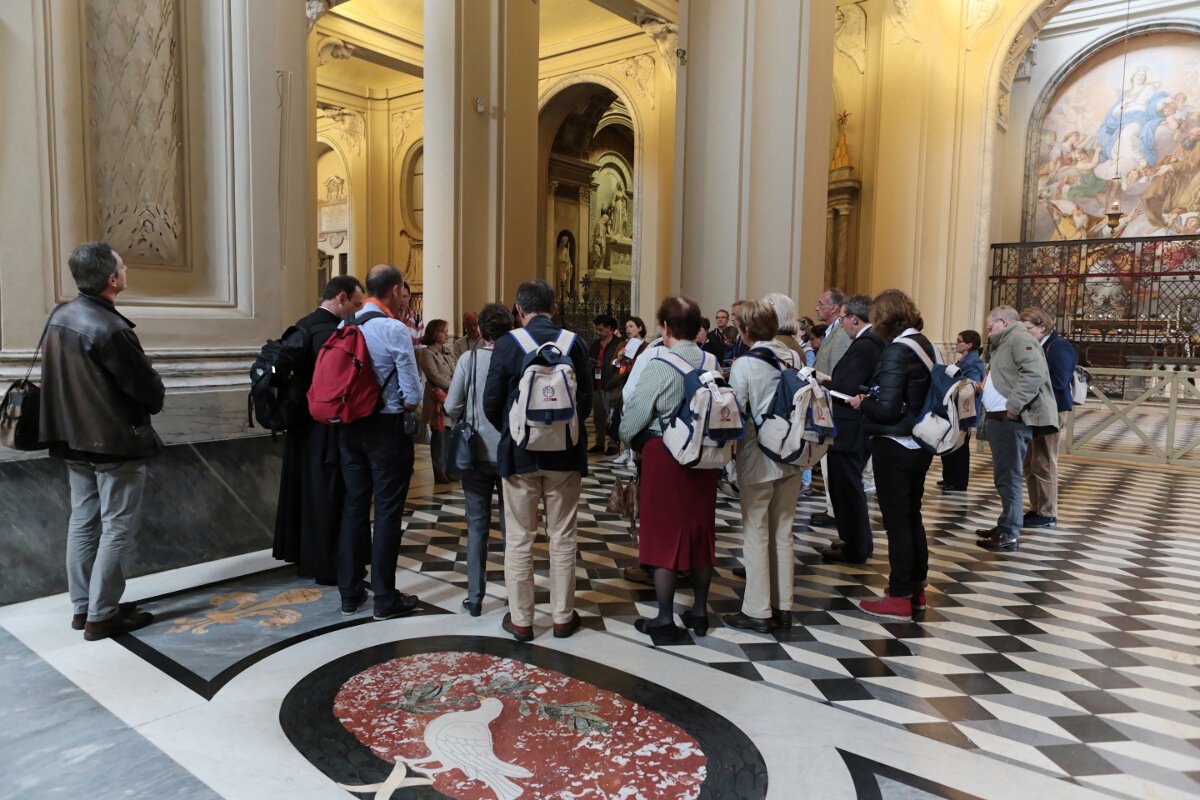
{"left": 1096, "top": 66, "right": 1173, "bottom": 171}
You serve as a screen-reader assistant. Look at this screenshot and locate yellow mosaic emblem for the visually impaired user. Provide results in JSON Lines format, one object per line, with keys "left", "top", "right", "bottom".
{"left": 168, "top": 588, "right": 324, "bottom": 635}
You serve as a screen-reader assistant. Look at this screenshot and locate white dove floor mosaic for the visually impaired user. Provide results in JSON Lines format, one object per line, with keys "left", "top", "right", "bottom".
{"left": 1, "top": 444, "right": 1198, "bottom": 800}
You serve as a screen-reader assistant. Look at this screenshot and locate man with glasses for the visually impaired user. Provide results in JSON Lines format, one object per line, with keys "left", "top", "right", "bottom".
{"left": 975, "top": 306, "right": 1058, "bottom": 552}
{"left": 811, "top": 289, "right": 850, "bottom": 527}
{"left": 818, "top": 294, "right": 883, "bottom": 563}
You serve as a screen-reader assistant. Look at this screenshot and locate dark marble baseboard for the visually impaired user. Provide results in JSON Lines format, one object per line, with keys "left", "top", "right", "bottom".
{"left": 0, "top": 435, "right": 283, "bottom": 605}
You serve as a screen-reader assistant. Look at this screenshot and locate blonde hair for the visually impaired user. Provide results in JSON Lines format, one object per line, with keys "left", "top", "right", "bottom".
{"left": 735, "top": 298, "right": 779, "bottom": 343}
{"left": 1019, "top": 307, "right": 1056, "bottom": 333}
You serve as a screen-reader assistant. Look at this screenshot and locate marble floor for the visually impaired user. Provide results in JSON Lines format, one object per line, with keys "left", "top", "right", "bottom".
{"left": 1, "top": 446, "right": 1198, "bottom": 800}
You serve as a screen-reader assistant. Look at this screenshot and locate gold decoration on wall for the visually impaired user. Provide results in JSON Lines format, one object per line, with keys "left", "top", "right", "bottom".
{"left": 167, "top": 588, "right": 324, "bottom": 635}
{"left": 830, "top": 111, "right": 853, "bottom": 172}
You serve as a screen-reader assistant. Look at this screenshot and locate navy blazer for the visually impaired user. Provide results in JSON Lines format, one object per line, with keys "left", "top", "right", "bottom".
{"left": 823, "top": 327, "right": 885, "bottom": 453}
{"left": 1042, "top": 330, "right": 1077, "bottom": 413}
{"left": 483, "top": 315, "right": 594, "bottom": 477}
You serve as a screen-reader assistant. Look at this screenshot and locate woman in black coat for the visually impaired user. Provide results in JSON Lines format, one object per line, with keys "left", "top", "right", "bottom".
{"left": 847, "top": 289, "right": 936, "bottom": 622}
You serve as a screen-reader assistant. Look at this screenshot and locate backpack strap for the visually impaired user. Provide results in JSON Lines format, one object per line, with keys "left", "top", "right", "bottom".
{"left": 894, "top": 336, "right": 934, "bottom": 372}
{"left": 652, "top": 349, "right": 694, "bottom": 375}
{"left": 510, "top": 327, "right": 538, "bottom": 354}
{"left": 551, "top": 330, "right": 575, "bottom": 354}
{"left": 744, "top": 347, "right": 782, "bottom": 370}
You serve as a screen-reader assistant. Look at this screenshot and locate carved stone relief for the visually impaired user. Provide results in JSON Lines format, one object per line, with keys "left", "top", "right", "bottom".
{"left": 1015, "top": 39, "right": 1038, "bottom": 81}
{"left": 391, "top": 110, "right": 415, "bottom": 161}
{"left": 316, "top": 36, "right": 355, "bottom": 66}
{"left": 888, "top": 0, "right": 921, "bottom": 45}
{"left": 834, "top": 5, "right": 867, "bottom": 74}
{"left": 318, "top": 107, "right": 366, "bottom": 156}
{"left": 622, "top": 55, "right": 656, "bottom": 110}
{"left": 638, "top": 16, "right": 679, "bottom": 81}
{"left": 966, "top": 0, "right": 1001, "bottom": 50}
{"left": 85, "top": 0, "right": 184, "bottom": 265}
{"left": 305, "top": 0, "right": 350, "bottom": 32}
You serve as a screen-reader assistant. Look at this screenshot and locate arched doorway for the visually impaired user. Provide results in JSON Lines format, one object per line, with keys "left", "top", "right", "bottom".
{"left": 538, "top": 80, "right": 640, "bottom": 322}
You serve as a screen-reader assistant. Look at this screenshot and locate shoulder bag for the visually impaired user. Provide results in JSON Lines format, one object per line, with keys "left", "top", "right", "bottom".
{"left": 446, "top": 350, "right": 482, "bottom": 478}
{"left": 1, "top": 313, "right": 57, "bottom": 451}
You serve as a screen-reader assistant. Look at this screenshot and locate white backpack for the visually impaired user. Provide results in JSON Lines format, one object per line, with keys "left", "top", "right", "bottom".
{"left": 743, "top": 348, "right": 837, "bottom": 468}
{"left": 507, "top": 328, "right": 579, "bottom": 452}
{"left": 655, "top": 350, "right": 745, "bottom": 469}
{"left": 1070, "top": 366, "right": 1091, "bottom": 406}
{"left": 894, "top": 337, "right": 978, "bottom": 455}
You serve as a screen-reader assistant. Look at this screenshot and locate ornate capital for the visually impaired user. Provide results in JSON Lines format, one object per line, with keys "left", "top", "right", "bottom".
{"left": 637, "top": 16, "right": 678, "bottom": 81}
{"left": 316, "top": 36, "right": 355, "bottom": 66}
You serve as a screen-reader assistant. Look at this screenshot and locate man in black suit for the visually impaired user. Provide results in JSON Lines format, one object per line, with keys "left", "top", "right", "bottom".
{"left": 818, "top": 293, "right": 884, "bottom": 564}
{"left": 586, "top": 314, "right": 622, "bottom": 455}
{"left": 484, "top": 280, "right": 593, "bottom": 642}
{"left": 272, "top": 275, "right": 365, "bottom": 584}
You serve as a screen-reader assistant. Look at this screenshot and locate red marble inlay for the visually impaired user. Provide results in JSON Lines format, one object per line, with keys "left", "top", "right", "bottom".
{"left": 334, "top": 651, "right": 707, "bottom": 799}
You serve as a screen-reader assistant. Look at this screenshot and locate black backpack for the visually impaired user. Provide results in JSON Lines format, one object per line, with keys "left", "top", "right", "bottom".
{"left": 248, "top": 326, "right": 310, "bottom": 434}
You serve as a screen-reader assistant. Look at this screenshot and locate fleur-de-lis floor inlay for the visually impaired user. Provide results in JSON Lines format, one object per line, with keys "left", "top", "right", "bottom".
{"left": 168, "top": 588, "right": 324, "bottom": 635}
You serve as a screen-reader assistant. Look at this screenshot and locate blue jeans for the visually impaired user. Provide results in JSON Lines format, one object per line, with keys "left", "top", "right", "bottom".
{"left": 461, "top": 470, "right": 505, "bottom": 604}
{"left": 65, "top": 459, "right": 147, "bottom": 622}
{"left": 338, "top": 414, "right": 414, "bottom": 610}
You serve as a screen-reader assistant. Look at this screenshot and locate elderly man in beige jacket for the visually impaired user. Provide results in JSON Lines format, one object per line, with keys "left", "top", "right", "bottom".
{"left": 975, "top": 306, "right": 1059, "bottom": 552}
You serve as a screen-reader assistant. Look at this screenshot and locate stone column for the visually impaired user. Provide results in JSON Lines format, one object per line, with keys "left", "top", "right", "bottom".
{"left": 673, "top": 1, "right": 834, "bottom": 314}
{"left": 423, "top": 0, "right": 538, "bottom": 322}
{"left": 576, "top": 186, "right": 591, "bottom": 298}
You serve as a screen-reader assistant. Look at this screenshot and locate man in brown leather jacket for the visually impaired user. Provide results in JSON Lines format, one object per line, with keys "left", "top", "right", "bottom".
{"left": 40, "top": 242, "right": 165, "bottom": 641}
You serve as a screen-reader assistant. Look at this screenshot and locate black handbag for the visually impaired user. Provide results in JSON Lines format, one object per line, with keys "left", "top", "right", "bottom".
{"left": 446, "top": 351, "right": 482, "bottom": 478}
{"left": 1, "top": 314, "right": 55, "bottom": 451}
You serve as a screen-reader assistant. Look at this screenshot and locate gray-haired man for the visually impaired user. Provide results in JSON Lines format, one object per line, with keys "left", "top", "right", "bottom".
{"left": 40, "top": 242, "right": 165, "bottom": 640}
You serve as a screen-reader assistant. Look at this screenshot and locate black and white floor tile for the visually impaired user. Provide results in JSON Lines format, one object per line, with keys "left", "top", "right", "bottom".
{"left": 1, "top": 445, "right": 1197, "bottom": 799}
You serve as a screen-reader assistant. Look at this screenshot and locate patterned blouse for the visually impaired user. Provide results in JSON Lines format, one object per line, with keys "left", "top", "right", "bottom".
{"left": 618, "top": 340, "right": 707, "bottom": 442}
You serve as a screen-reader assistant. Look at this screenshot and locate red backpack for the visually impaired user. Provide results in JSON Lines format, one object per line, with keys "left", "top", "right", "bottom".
{"left": 307, "top": 312, "right": 395, "bottom": 425}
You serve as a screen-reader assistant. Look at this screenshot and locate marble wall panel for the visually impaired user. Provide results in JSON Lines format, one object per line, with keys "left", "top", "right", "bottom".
{"left": 0, "top": 437, "right": 283, "bottom": 605}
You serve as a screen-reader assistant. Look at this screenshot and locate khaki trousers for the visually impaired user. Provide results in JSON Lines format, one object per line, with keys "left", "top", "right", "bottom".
{"left": 738, "top": 474, "right": 804, "bottom": 618}
{"left": 502, "top": 469, "right": 581, "bottom": 626}
{"left": 1024, "top": 411, "right": 1067, "bottom": 518}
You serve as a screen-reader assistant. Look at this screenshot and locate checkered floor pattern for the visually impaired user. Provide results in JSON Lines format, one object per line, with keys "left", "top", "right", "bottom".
{"left": 399, "top": 449, "right": 1200, "bottom": 799}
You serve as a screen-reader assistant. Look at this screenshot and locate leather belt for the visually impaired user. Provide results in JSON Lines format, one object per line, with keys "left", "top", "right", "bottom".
{"left": 985, "top": 411, "right": 1011, "bottom": 422}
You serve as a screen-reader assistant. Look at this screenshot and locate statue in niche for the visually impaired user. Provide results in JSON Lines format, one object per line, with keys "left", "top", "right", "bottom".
{"left": 611, "top": 184, "right": 631, "bottom": 239}
{"left": 556, "top": 232, "right": 575, "bottom": 291}
{"left": 324, "top": 175, "right": 345, "bottom": 203}
{"left": 592, "top": 212, "right": 610, "bottom": 268}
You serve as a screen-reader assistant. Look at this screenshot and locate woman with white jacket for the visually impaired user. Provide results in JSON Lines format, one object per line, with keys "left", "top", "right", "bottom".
{"left": 723, "top": 298, "right": 805, "bottom": 633}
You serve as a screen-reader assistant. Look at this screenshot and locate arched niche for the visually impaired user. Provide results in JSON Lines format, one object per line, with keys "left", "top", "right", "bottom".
{"left": 538, "top": 75, "right": 643, "bottom": 309}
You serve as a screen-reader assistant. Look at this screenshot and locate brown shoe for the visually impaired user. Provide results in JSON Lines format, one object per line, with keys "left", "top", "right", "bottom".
{"left": 83, "top": 609, "right": 154, "bottom": 641}
{"left": 72, "top": 613, "right": 86, "bottom": 631}
{"left": 502, "top": 613, "right": 534, "bottom": 642}
{"left": 553, "top": 611, "right": 582, "bottom": 639}
{"left": 622, "top": 565, "right": 654, "bottom": 585}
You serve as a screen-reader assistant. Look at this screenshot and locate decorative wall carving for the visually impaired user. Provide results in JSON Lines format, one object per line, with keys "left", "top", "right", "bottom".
{"left": 318, "top": 107, "right": 365, "bottom": 156}
{"left": 965, "top": 0, "right": 1002, "bottom": 51}
{"left": 315, "top": 35, "right": 355, "bottom": 66}
{"left": 1015, "top": 39, "right": 1038, "bottom": 81}
{"left": 391, "top": 110, "right": 415, "bottom": 161}
{"left": 888, "top": 0, "right": 921, "bottom": 45}
{"left": 638, "top": 16, "right": 679, "bottom": 81}
{"left": 305, "top": 0, "right": 350, "bottom": 32}
{"left": 85, "top": 0, "right": 184, "bottom": 265}
{"left": 622, "top": 55, "right": 656, "bottom": 110}
{"left": 834, "top": 5, "right": 867, "bottom": 74}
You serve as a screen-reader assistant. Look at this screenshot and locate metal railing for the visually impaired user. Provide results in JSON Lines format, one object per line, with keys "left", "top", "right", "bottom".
{"left": 1063, "top": 366, "right": 1200, "bottom": 466}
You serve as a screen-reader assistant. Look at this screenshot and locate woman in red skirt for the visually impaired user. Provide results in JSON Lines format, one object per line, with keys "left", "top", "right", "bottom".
{"left": 619, "top": 296, "right": 720, "bottom": 640}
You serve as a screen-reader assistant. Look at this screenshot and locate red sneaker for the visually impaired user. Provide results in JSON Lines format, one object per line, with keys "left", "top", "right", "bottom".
{"left": 884, "top": 586, "right": 926, "bottom": 612}
{"left": 858, "top": 594, "right": 914, "bottom": 622}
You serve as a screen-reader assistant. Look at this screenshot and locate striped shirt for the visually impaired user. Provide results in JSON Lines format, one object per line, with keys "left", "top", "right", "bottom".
{"left": 619, "top": 340, "right": 708, "bottom": 442}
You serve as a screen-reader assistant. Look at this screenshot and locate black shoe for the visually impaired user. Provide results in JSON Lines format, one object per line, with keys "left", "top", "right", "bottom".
{"left": 341, "top": 588, "right": 369, "bottom": 616}
{"left": 1023, "top": 513, "right": 1057, "bottom": 528}
{"left": 502, "top": 612, "right": 534, "bottom": 642}
{"left": 771, "top": 609, "right": 793, "bottom": 629}
{"left": 976, "top": 533, "right": 1019, "bottom": 552}
{"left": 810, "top": 512, "right": 837, "bottom": 527}
{"left": 587, "top": 445, "right": 605, "bottom": 454}
{"left": 941, "top": 484, "right": 967, "bottom": 492}
{"left": 634, "top": 617, "right": 683, "bottom": 641}
{"left": 731, "top": 565, "right": 747, "bottom": 579}
{"left": 605, "top": 445, "right": 619, "bottom": 456}
{"left": 820, "top": 546, "right": 868, "bottom": 564}
{"left": 680, "top": 609, "right": 709, "bottom": 637}
{"left": 73, "top": 601, "right": 140, "bottom": 631}
{"left": 373, "top": 593, "right": 420, "bottom": 620}
{"left": 83, "top": 610, "right": 154, "bottom": 641}
{"left": 723, "top": 611, "right": 774, "bottom": 633}
{"left": 935, "top": 479, "right": 948, "bottom": 488}
{"left": 462, "top": 598, "right": 482, "bottom": 617}
{"left": 553, "top": 611, "right": 582, "bottom": 638}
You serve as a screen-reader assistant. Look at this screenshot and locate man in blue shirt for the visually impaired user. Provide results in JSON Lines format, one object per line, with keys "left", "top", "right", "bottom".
{"left": 337, "top": 264, "right": 424, "bottom": 620}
